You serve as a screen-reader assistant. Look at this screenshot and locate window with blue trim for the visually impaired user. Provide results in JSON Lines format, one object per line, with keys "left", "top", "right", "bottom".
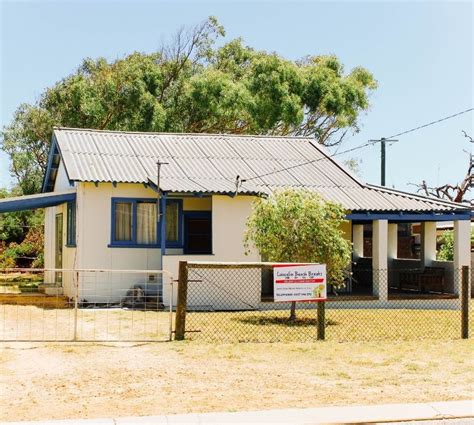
{"left": 66, "top": 201, "right": 76, "bottom": 247}
{"left": 156, "top": 199, "right": 183, "bottom": 248}
{"left": 111, "top": 198, "right": 182, "bottom": 247}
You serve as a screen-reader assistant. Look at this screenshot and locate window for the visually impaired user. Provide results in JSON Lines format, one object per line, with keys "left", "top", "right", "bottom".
{"left": 166, "top": 201, "right": 179, "bottom": 243}
{"left": 137, "top": 202, "right": 156, "bottom": 244}
{"left": 114, "top": 201, "right": 133, "bottom": 242}
{"left": 111, "top": 198, "right": 182, "bottom": 247}
{"left": 66, "top": 201, "right": 76, "bottom": 247}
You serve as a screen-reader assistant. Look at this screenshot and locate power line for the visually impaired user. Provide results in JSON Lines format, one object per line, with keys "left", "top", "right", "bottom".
{"left": 240, "top": 107, "right": 474, "bottom": 188}
{"left": 241, "top": 140, "right": 376, "bottom": 184}
{"left": 370, "top": 107, "right": 473, "bottom": 187}
{"left": 387, "top": 107, "right": 473, "bottom": 139}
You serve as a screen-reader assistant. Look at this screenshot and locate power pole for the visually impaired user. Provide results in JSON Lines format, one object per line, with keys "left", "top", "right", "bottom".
{"left": 369, "top": 137, "right": 398, "bottom": 186}
{"left": 156, "top": 160, "right": 168, "bottom": 193}
{"left": 156, "top": 159, "right": 169, "bottom": 218}
{"left": 156, "top": 160, "right": 168, "bottom": 305}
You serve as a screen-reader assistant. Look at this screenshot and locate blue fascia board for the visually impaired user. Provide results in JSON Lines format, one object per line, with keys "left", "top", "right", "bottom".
{"left": 0, "top": 192, "right": 76, "bottom": 213}
{"left": 347, "top": 212, "right": 471, "bottom": 222}
{"left": 41, "top": 135, "right": 59, "bottom": 193}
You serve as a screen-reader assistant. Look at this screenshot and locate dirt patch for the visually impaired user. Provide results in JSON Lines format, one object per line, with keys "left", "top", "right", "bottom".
{"left": 0, "top": 340, "right": 472, "bottom": 422}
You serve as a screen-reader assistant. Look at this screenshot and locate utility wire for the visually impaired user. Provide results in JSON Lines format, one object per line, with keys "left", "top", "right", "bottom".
{"left": 240, "top": 107, "right": 474, "bottom": 186}
{"left": 387, "top": 107, "right": 473, "bottom": 139}
{"left": 241, "top": 140, "right": 375, "bottom": 183}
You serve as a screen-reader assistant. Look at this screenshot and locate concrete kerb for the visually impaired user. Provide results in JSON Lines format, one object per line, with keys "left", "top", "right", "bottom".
{"left": 2, "top": 400, "right": 473, "bottom": 425}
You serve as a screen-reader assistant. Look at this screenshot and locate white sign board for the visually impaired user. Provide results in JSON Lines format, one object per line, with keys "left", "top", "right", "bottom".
{"left": 273, "top": 264, "right": 327, "bottom": 302}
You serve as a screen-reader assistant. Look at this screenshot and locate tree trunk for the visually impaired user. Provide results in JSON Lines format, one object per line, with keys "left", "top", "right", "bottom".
{"left": 289, "top": 301, "right": 296, "bottom": 321}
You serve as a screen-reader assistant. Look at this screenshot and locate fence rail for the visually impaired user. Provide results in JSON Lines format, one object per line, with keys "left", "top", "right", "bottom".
{"left": 0, "top": 268, "right": 174, "bottom": 342}
{"left": 175, "top": 261, "right": 471, "bottom": 343}
{"left": 1, "top": 263, "right": 471, "bottom": 343}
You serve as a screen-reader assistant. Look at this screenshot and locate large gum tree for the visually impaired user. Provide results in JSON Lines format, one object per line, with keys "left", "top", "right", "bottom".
{"left": 1, "top": 16, "right": 377, "bottom": 195}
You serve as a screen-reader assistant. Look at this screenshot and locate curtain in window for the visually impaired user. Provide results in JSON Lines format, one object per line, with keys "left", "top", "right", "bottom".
{"left": 137, "top": 202, "right": 157, "bottom": 244}
{"left": 115, "top": 202, "right": 132, "bottom": 241}
{"left": 166, "top": 202, "right": 178, "bottom": 242}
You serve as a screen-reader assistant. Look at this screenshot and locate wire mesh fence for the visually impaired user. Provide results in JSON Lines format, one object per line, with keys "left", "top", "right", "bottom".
{"left": 0, "top": 268, "right": 174, "bottom": 342}
{"left": 177, "top": 262, "right": 471, "bottom": 343}
{"left": 1, "top": 263, "right": 470, "bottom": 343}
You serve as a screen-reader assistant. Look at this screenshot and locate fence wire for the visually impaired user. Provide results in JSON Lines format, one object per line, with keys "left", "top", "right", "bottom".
{"left": 0, "top": 268, "right": 173, "bottom": 342}
{"left": 181, "top": 264, "right": 471, "bottom": 343}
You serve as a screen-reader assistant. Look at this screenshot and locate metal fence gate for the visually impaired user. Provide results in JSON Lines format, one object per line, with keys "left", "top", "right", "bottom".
{"left": 0, "top": 268, "right": 174, "bottom": 342}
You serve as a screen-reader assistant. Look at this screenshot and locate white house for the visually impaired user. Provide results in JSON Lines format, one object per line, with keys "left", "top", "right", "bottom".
{"left": 0, "top": 127, "right": 471, "bottom": 307}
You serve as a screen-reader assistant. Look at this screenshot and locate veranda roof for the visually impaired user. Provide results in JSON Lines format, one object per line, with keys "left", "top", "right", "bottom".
{"left": 0, "top": 190, "right": 76, "bottom": 213}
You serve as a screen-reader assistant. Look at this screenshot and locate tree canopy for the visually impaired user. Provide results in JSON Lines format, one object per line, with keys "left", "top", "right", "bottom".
{"left": 0, "top": 188, "right": 44, "bottom": 268}
{"left": 1, "top": 17, "right": 377, "bottom": 195}
{"left": 245, "top": 189, "right": 352, "bottom": 287}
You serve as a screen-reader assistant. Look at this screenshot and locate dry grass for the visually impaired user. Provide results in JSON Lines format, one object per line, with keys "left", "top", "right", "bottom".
{"left": 0, "top": 304, "right": 472, "bottom": 342}
{"left": 0, "top": 304, "right": 170, "bottom": 341}
{"left": 0, "top": 339, "right": 472, "bottom": 422}
{"left": 186, "top": 306, "right": 472, "bottom": 342}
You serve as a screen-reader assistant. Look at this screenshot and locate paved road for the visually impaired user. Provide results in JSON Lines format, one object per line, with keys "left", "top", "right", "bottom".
{"left": 380, "top": 420, "right": 473, "bottom": 425}
{"left": 2, "top": 400, "right": 472, "bottom": 425}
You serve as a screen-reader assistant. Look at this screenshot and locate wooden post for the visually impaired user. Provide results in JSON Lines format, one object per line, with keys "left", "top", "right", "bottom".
{"left": 174, "top": 261, "right": 188, "bottom": 341}
{"left": 461, "top": 265, "right": 469, "bottom": 339}
{"left": 317, "top": 301, "right": 325, "bottom": 341}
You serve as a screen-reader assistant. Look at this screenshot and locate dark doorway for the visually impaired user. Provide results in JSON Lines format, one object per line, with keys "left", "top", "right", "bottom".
{"left": 184, "top": 212, "right": 212, "bottom": 254}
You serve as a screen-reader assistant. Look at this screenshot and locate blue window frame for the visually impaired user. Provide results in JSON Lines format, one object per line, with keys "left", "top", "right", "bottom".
{"left": 110, "top": 198, "right": 183, "bottom": 248}
{"left": 158, "top": 199, "right": 183, "bottom": 248}
{"left": 66, "top": 201, "right": 76, "bottom": 247}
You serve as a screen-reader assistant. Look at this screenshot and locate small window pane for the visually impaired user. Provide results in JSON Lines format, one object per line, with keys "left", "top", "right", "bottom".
{"left": 166, "top": 202, "right": 179, "bottom": 242}
{"left": 137, "top": 202, "right": 157, "bottom": 244}
{"left": 115, "top": 202, "right": 132, "bottom": 241}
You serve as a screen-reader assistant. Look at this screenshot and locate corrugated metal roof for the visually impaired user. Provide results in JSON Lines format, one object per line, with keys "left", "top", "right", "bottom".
{"left": 52, "top": 128, "right": 469, "bottom": 213}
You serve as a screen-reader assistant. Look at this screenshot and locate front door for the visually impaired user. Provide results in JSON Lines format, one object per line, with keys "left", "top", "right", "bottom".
{"left": 55, "top": 213, "right": 63, "bottom": 283}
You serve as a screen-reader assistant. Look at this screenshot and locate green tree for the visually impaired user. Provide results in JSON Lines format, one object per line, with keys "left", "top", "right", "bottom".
{"left": 437, "top": 230, "right": 454, "bottom": 261}
{"left": 437, "top": 228, "right": 474, "bottom": 261}
{"left": 244, "top": 189, "right": 352, "bottom": 320}
{"left": 1, "top": 16, "right": 377, "bottom": 195}
{"left": 0, "top": 187, "right": 44, "bottom": 268}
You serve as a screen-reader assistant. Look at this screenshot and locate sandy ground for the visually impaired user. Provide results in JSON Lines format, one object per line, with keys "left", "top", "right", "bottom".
{"left": 0, "top": 339, "right": 473, "bottom": 422}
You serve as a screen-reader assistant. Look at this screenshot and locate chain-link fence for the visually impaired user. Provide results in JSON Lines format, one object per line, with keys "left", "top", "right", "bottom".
{"left": 2, "top": 264, "right": 470, "bottom": 343}
{"left": 175, "top": 262, "right": 471, "bottom": 343}
{"left": 0, "top": 268, "right": 174, "bottom": 342}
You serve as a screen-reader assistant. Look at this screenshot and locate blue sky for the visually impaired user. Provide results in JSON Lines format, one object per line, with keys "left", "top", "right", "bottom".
{"left": 1, "top": 0, "right": 472, "bottom": 194}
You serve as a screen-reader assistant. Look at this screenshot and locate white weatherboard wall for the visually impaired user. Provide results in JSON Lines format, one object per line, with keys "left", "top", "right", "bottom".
{"left": 54, "top": 161, "right": 74, "bottom": 192}
{"left": 78, "top": 183, "right": 158, "bottom": 302}
{"left": 163, "top": 195, "right": 261, "bottom": 309}
{"left": 73, "top": 182, "right": 213, "bottom": 303}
